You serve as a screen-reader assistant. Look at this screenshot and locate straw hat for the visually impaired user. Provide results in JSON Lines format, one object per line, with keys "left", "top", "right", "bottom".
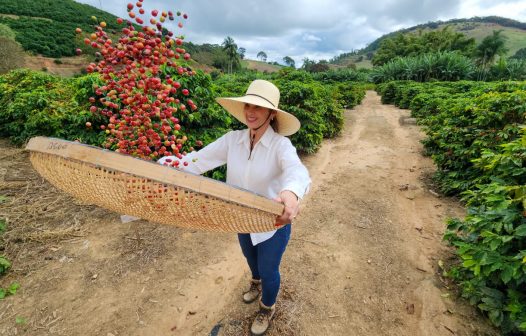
{"left": 216, "top": 80, "right": 301, "bottom": 136}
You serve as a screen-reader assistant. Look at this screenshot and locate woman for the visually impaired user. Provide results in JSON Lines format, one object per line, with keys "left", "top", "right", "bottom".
{"left": 159, "top": 79, "right": 311, "bottom": 335}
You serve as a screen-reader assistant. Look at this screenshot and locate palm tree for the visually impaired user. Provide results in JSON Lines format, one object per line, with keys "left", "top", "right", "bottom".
{"left": 283, "top": 56, "right": 295, "bottom": 68}
{"left": 257, "top": 51, "right": 267, "bottom": 62}
{"left": 222, "top": 36, "right": 238, "bottom": 73}
{"left": 238, "top": 47, "right": 246, "bottom": 60}
{"left": 475, "top": 30, "right": 508, "bottom": 68}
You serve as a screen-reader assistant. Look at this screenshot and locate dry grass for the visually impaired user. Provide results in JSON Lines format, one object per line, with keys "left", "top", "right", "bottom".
{"left": 0, "top": 141, "right": 109, "bottom": 274}
{"left": 218, "top": 281, "right": 303, "bottom": 336}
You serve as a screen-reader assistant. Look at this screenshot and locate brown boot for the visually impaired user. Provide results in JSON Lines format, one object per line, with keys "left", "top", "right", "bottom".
{"left": 242, "top": 279, "right": 261, "bottom": 303}
{"left": 250, "top": 301, "right": 275, "bottom": 336}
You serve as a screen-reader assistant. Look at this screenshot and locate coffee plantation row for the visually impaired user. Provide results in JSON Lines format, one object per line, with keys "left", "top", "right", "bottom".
{"left": 0, "top": 68, "right": 368, "bottom": 165}
{"left": 377, "top": 80, "right": 526, "bottom": 334}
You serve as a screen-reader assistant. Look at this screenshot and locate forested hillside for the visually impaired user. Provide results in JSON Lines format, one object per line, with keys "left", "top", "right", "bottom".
{"left": 0, "top": 0, "right": 239, "bottom": 73}
{"left": 0, "top": 0, "right": 120, "bottom": 57}
{"left": 331, "top": 16, "right": 526, "bottom": 68}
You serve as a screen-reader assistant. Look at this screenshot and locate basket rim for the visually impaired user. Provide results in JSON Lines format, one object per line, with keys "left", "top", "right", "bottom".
{"left": 25, "top": 136, "right": 284, "bottom": 216}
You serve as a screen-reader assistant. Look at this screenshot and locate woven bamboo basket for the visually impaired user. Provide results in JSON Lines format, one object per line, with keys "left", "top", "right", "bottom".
{"left": 25, "top": 137, "right": 284, "bottom": 233}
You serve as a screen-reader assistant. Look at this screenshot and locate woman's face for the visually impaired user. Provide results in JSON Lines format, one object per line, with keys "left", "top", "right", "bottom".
{"left": 244, "top": 103, "right": 275, "bottom": 129}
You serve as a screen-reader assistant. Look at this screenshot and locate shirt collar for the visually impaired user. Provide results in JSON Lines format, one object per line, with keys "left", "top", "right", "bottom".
{"left": 238, "top": 126, "right": 276, "bottom": 148}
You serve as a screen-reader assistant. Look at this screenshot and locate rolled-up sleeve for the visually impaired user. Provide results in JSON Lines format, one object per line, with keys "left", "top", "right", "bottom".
{"left": 278, "top": 138, "right": 311, "bottom": 199}
{"left": 157, "top": 133, "right": 229, "bottom": 175}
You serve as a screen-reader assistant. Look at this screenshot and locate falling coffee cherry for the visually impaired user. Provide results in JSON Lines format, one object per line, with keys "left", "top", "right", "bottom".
{"left": 81, "top": 0, "right": 198, "bottom": 162}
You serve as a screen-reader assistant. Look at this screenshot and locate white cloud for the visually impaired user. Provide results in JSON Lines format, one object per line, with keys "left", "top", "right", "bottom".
{"left": 75, "top": 0, "right": 526, "bottom": 65}
{"left": 458, "top": 0, "right": 526, "bottom": 19}
{"left": 302, "top": 34, "right": 322, "bottom": 42}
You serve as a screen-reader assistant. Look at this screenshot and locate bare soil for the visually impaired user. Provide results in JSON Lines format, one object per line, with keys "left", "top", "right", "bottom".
{"left": 23, "top": 55, "right": 87, "bottom": 77}
{"left": 23, "top": 55, "right": 215, "bottom": 78}
{"left": 0, "top": 91, "right": 498, "bottom": 336}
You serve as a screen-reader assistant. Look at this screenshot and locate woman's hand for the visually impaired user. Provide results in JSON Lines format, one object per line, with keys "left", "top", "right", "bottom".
{"left": 274, "top": 190, "right": 299, "bottom": 227}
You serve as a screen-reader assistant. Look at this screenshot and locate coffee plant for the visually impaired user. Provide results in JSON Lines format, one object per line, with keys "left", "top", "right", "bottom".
{"left": 445, "top": 130, "right": 526, "bottom": 334}
{"left": 0, "top": 69, "right": 106, "bottom": 145}
{"left": 377, "top": 80, "right": 526, "bottom": 334}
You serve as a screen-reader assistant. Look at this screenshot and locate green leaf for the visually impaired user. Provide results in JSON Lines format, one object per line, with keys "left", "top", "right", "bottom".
{"left": 463, "top": 259, "right": 477, "bottom": 267}
{"left": 488, "top": 309, "right": 504, "bottom": 326}
{"left": 489, "top": 239, "right": 500, "bottom": 251}
{"left": 15, "top": 316, "right": 26, "bottom": 325}
{"left": 489, "top": 261, "right": 503, "bottom": 273}
{"left": 0, "top": 256, "right": 11, "bottom": 275}
{"left": 0, "top": 195, "right": 8, "bottom": 204}
{"left": 501, "top": 235, "right": 514, "bottom": 243}
{"left": 515, "top": 224, "right": 526, "bottom": 236}
{"left": 8, "top": 282, "right": 19, "bottom": 295}
{"left": 0, "top": 282, "right": 20, "bottom": 300}
{"left": 501, "top": 266, "right": 513, "bottom": 284}
{"left": 0, "top": 218, "right": 5, "bottom": 233}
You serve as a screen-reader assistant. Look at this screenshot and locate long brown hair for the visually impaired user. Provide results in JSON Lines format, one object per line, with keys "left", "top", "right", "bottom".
{"left": 270, "top": 109, "right": 279, "bottom": 133}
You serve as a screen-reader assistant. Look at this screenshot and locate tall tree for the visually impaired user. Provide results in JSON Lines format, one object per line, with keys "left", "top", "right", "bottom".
{"left": 237, "top": 47, "right": 246, "bottom": 60}
{"left": 510, "top": 47, "right": 526, "bottom": 60}
{"left": 0, "top": 37, "right": 24, "bottom": 74}
{"left": 283, "top": 56, "right": 295, "bottom": 68}
{"left": 301, "top": 58, "right": 330, "bottom": 72}
{"left": 257, "top": 51, "right": 267, "bottom": 62}
{"left": 475, "top": 30, "right": 509, "bottom": 67}
{"left": 301, "top": 57, "right": 316, "bottom": 71}
{"left": 222, "top": 36, "right": 239, "bottom": 73}
{"left": 311, "top": 60, "right": 330, "bottom": 73}
{"left": 372, "top": 27, "right": 475, "bottom": 66}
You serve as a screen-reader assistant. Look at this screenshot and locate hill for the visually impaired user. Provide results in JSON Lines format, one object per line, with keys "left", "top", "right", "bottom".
{"left": 331, "top": 16, "right": 526, "bottom": 68}
{"left": 0, "top": 0, "right": 236, "bottom": 76}
{"left": 242, "top": 59, "right": 283, "bottom": 73}
{"left": 0, "top": 0, "right": 122, "bottom": 58}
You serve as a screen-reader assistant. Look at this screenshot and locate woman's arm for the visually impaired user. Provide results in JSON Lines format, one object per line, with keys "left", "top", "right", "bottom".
{"left": 275, "top": 138, "right": 311, "bottom": 226}
{"left": 158, "top": 132, "right": 230, "bottom": 175}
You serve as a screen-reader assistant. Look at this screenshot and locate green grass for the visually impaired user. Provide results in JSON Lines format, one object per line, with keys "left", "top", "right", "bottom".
{"left": 333, "top": 56, "right": 373, "bottom": 70}
{"left": 353, "top": 59, "right": 373, "bottom": 69}
{"left": 441, "top": 22, "right": 526, "bottom": 57}
{"left": 0, "top": 23, "right": 16, "bottom": 40}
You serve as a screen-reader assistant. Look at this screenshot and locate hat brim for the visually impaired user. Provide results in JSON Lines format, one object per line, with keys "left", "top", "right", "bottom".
{"left": 216, "top": 96, "right": 300, "bottom": 136}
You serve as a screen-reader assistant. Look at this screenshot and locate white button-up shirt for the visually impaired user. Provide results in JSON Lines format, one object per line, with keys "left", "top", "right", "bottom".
{"left": 158, "top": 126, "right": 311, "bottom": 245}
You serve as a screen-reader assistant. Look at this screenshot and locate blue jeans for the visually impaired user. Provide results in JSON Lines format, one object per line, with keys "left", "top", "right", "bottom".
{"left": 237, "top": 224, "right": 291, "bottom": 307}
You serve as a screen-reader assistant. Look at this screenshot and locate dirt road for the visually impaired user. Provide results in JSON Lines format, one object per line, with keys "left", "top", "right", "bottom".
{"left": 0, "top": 91, "right": 497, "bottom": 336}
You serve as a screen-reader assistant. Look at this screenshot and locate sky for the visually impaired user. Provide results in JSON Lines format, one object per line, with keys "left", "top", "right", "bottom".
{"left": 74, "top": 0, "right": 526, "bottom": 66}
